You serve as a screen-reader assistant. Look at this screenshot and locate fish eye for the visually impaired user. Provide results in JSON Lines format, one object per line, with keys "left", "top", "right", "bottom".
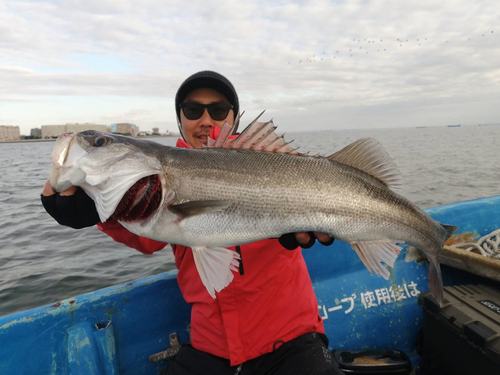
{"left": 94, "top": 136, "right": 108, "bottom": 147}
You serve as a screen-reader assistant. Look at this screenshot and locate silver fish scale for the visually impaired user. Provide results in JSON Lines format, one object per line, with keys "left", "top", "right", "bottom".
{"left": 145, "top": 147, "right": 447, "bottom": 250}
{"left": 50, "top": 131, "right": 451, "bottom": 303}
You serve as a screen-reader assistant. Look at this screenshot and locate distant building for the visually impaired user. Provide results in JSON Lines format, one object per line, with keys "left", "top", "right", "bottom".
{"left": 0, "top": 125, "right": 21, "bottom": 141}
{"left": 152, "top": 127, "right": 160, "bottom": 135}
{"left": 110, "top": 123, "right": 139, "bottom": 136}
{"left": 30, "top": 128, "right": 42, "bottom": 138}
{"left": 41, "top": 123, "right": 108, "bottom": 139}
{"left": 41, "top": 125, "right": 66, "bottom": 139}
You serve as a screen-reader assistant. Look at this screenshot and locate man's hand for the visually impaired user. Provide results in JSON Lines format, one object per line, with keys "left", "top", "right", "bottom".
{"left": 41, "top": 180, "right": 100, "bottom": 229}
{"left": 279, "top": 231, "right": 335, "bottom": 250}
{"left": 42, "top": 180, "right": 78, "bottom": 197}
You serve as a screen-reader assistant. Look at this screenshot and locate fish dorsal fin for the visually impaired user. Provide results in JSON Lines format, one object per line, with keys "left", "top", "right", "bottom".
{"left": 214, "top": 122, "right": 233, "bottom": 148}
{"left": 231, "top": 110, "right": 268, "bottom": 149}
{"left": 328, "top": 138, "right": 404, "bottom": 192}
{"left": 209, "top": 110, "right": 304, "bottom": 156}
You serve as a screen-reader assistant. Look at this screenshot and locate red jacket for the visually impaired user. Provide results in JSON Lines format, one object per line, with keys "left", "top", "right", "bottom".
{"left": 98, "top": 131, "right": 324, "bottom": 365}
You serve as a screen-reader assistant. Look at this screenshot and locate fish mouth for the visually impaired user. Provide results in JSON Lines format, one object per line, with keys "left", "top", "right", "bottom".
{"left": 111, "top": 174, "right": 162, "bottom": 222}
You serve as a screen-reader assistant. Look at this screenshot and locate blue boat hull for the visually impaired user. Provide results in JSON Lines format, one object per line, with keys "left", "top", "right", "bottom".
{"left": 1, "top": 195, "right": 500, "bottom": 374}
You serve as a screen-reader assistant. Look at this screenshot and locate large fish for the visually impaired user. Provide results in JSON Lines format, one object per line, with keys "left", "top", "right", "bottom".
{"left": 49, "top": 116, "right": 457, "bottom": 303}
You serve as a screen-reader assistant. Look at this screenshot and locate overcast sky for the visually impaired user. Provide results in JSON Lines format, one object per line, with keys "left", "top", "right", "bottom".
{"left": 1, "top": 0, "right": 499, "bottom": 134}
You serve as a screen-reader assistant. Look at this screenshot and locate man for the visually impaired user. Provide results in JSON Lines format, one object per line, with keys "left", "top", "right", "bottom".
{"left": 42, "top": 71, "right": 343, "bottom": 375}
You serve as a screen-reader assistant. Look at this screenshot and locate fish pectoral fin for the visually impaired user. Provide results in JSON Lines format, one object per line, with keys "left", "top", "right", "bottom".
{"left": 191, "top": 246, "right": 241, "bottom": 299}
{"left": 167, "top": 200, "right": 231, "bottom": 220}
{"left": 350, "top": 241, "right": 403, "bottom": 280}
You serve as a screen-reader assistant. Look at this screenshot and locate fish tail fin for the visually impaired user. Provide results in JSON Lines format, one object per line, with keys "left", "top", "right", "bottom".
{"left": 428, "top": 256, "right": 444, "bottom": 307}
{"left": 191, "top": 246, "right": 240, "bottom": 299}
{"left": 428, "top": 223, "right": 456, "bottom": 306}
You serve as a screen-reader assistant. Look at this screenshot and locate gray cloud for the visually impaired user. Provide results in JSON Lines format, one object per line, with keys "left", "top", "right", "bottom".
{"left": 1, "top": 0, "right": 499, "bottom": 133}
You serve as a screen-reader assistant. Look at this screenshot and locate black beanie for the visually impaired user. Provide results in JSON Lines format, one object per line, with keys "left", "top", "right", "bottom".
{"left": 175, "top": 71, "right": 239, "bottom": 122}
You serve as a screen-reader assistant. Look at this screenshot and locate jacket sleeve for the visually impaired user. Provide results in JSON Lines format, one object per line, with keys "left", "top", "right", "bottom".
{"left": 97, "top": 220, "right": 167, "bottom": 254}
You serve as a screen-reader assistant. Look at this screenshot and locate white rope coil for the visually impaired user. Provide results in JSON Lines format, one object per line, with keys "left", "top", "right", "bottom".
{"left": 450, "top": 229, "right": 500, "bottom": 260}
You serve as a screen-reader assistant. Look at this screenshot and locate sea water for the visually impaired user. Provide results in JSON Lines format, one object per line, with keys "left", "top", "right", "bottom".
{"left": 1, "top": 125, "right": 499, "bottom": 317}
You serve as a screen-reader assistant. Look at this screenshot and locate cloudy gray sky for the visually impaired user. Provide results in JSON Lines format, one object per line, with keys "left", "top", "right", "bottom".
{"left": 1, "top": 0, "right": 499, "bottom": 134}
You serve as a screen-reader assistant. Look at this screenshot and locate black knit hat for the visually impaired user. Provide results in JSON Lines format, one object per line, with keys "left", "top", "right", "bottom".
{"left": 175, "top": 71, "right": 239, "bottom": 122}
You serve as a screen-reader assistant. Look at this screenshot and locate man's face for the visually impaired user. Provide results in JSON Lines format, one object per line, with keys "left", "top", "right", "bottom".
{"left": 180, "top": 88, "right": 235, "bottom": 149}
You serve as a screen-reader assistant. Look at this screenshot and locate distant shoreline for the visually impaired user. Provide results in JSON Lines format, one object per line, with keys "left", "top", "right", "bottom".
{"left": 0, "top": 135, "right": 179, "bottom": 144}
{"left": 0, "top": 139, "right": 56, "bottom": 144}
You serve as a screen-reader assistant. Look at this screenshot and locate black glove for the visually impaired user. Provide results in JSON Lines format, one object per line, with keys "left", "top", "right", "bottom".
{"left": 41, "top": 187, "right": 100, "bottom": 229}
{"left": 279, "top": 232, "right": 335, "bottom": 250}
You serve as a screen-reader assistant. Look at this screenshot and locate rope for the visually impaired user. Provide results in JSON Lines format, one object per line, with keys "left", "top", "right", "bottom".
{"left": 450, "top": 229, "right": 500, "bottom": 260}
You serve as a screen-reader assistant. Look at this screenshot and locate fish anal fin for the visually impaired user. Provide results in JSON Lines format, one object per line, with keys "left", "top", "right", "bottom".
{"left": 329, "top": 138, "right": 404, "bottom": 192}
{"left": 192, "top": 246, "right": 241, "bottom": 299}
{"left": 168, "top": 200, "right": 231, "bottom": 221}
{"left": 351, "top": 241, "right": 403, "bottom": 280}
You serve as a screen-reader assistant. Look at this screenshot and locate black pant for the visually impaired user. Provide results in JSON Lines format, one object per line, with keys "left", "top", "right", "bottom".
{"left": 162, "top": 332, "right": 344, "bottom": 375}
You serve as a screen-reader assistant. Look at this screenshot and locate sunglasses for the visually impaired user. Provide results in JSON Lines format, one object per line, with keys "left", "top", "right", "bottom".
{"left": 180, "top": 101, "right": 233, "bottom": 121}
